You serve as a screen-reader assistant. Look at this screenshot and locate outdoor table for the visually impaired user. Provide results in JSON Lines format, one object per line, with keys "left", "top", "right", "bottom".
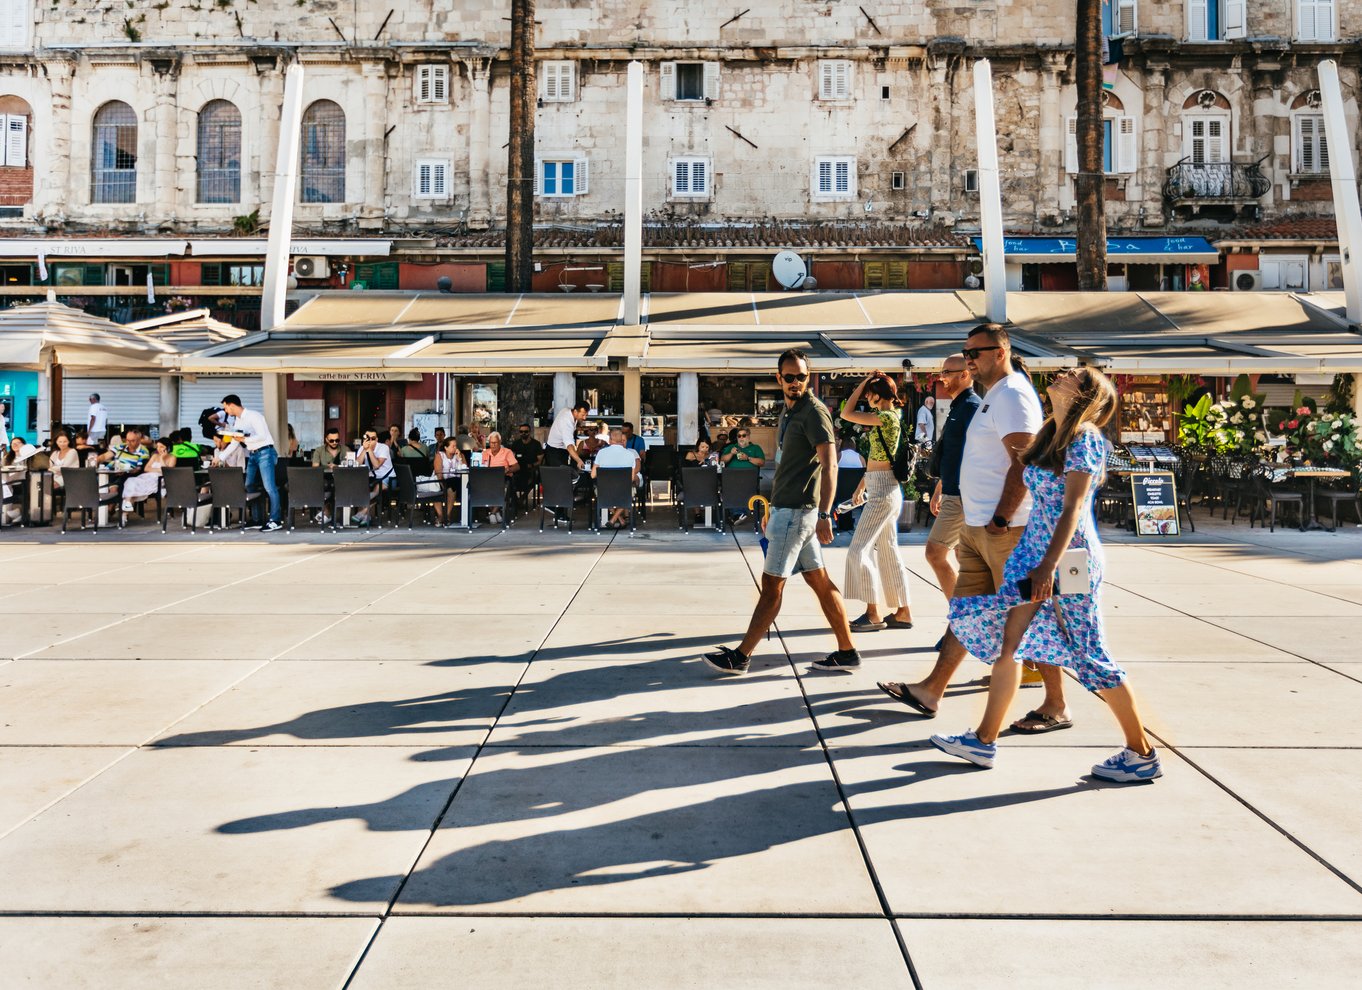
{"left": 1289, "top": 467, "right": 1353, "bottom": 532}
{"left": 441, "top": 470, "right": 471, "bottom": 529}
{"left": 0, "top": 465, "right": 27, "bottom": 528}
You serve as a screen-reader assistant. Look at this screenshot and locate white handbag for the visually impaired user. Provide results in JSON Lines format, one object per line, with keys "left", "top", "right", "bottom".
{"left": 1056, "top": 548, "right": 1092, "bottom": 596}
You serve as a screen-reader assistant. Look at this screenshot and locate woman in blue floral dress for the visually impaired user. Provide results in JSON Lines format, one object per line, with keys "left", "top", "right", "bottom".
{"left": 930, "top": 367, "right": 1162, "bottom": 783}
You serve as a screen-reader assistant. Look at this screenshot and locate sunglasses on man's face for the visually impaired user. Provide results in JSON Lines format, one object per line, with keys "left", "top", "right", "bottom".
{"left": 780, "top": 373, "right": 809, "bottom": 384}
{"left": 738, "top": 433, "right": 749, "bottom": 439}
{"left": 962, "top": 346, "right": 1002, "bottom": 360}
{"left": 364, "top": 434, "right": 378, "bottom": 441}
{"left": 326, "top": 438, "right": 339, "bottom": 444}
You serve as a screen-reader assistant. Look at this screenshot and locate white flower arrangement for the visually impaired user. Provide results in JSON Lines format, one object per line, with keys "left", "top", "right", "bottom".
{"left": 1241, "top": 397, "right": 1256, "bottom": 410}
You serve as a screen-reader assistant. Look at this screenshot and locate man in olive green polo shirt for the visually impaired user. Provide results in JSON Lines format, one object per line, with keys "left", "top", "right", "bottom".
{"left": 704, "top": 348, "right": 859, "bottom": 675}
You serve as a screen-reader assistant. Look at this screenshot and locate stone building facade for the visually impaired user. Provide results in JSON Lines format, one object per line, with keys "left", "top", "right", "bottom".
{"left": 0, "top": 0, "right": 1355, "bottom": 239}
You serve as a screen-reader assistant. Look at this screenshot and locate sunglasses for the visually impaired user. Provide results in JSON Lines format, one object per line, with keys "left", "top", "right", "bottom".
{"left": 364, "top": 434, "right": 378, "bottom": 441}
{"left": 738, "top": 433, "right": 749, "bottom": 438}
{"left": 325, "top": 438, "right": 339, "bottom": 444}
{"left": 962, "top": 346, "right": 1002, "bottom": 360}
{"left": 780, "top": 373, "right": 810, "bottom": 383}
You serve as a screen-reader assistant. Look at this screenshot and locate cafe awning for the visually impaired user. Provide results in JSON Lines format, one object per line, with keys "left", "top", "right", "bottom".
{"left": 971, "top": 236, "right": 1220, "bottom": 265}
{"left": 0, "top": 300, "right": 176, "bottom": 372}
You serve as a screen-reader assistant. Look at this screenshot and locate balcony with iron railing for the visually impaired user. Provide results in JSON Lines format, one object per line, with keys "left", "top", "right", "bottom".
{"left": 1164, "top": 156, "right": 1271, "bottom": 218}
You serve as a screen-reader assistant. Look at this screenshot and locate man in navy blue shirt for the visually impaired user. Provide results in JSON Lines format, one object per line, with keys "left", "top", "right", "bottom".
{"left": 923, "top": 355, "right": 980, "bottom": 600}
{"left": 621, "top": 422, "right": 647, "bottom": 455}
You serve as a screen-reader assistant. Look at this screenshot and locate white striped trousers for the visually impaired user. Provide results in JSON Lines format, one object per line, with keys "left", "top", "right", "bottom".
{"left": 843, "top": 470, "right": 910, "bottom": 608}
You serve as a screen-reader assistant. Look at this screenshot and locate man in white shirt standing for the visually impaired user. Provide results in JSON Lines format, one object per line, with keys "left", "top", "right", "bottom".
{"left": 87, "top": 393, "right": 109, "bottom": 446}
{"left": 878, "top": 324, "right": 1071, "bottom": 732}
{"left": 222, "top": 393, "right": 282, "bottom": 532}
{"left": 914, "top": 394, "right": 936, "bottom": 444}
{"left": 544, "top": 401, "right": 588, "bottom": 469}
{"left": 591, "top": 426, "right": 641, "bottom": 528}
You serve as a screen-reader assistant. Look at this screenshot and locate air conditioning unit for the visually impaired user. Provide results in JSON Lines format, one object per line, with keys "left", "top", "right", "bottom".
{"left": 293, "top": 256, "right": 330, "bottom": 279}
{"left": 1232, "top": 270, "right": 1262, "bottom": 291}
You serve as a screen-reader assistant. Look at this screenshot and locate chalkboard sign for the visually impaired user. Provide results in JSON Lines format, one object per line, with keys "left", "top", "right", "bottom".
{"left": 1131, "top": 471, "right": 1180, "bottom": 537}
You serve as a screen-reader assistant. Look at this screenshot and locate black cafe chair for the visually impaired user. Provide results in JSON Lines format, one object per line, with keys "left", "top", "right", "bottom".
{"left": 593, "top": 467, "right": 636, "bottom": 533}
{"left": 331, "top": 467, "right": 375, "bottom": 529}
{"left": 59, "top": 468, "right": 122, "bottom": 534}
{"left": 286, "top": 466, "right": 328, "bottom": 531}
{"left": 678, "top": 466, "right": 719, "bottom": 530}
{"left": 467, "top": 466, "right": 511, "bottom": 528}
{"left": 539, "top": 465, "right": 576, "bottom": 532}
{"left": 719, "top": 468, "right": 759, "bottom": 534}
{"left": 1317, "top": 474, "right": 1361, "bottom": 531}
{"left": 161, "top": 466, "right": 212, "bottom": 533}
{"left": 393, "top": 462, "right": 445, "bottom": 529}
{"left": 644, "top": 445, "right": 678, "bottom": 503}
{"left": 209, "top": 467, "right": 262, "bottom": 531}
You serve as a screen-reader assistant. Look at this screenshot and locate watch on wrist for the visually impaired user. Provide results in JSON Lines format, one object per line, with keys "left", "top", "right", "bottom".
{"left": 991, "top": 513, "right": 1009, "bottom": 529}
{"left": 817, "top": 511, "right": 832, "bottom": 520}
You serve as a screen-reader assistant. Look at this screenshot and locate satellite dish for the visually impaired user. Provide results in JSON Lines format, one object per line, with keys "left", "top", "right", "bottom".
{"left": 772, "top": 250, "right": 808, "bottom": 290}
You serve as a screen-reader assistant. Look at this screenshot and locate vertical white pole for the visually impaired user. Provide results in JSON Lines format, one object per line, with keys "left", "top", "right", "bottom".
{"left": 677, "top": 372, "right": 699, "bottom": 445}
{"left": 621, "top": 61, "right": 644, "bottom": 326}
{"left": 973, "top": 59, "right": 1007, "bottom": 324}
{"left": 553, "top": 372, "right": 576, "bottom": 416}
{"left": 1318, "top": 60, "right": 1362, "bottom": 327}
{"left": 261, "top": 63, "right": 306, "bottom": 332}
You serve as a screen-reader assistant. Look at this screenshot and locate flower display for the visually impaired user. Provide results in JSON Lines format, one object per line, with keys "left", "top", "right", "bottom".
{"left": 1271, "top": 397, "right": 1361, "bottom": 465}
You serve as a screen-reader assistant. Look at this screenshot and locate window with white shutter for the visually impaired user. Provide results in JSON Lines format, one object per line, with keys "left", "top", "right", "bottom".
{"left": 1297, "top": 0, "right": 1335, "bottom": 42}
{"left": 538, "top": 158, "right": 587, "bottom": 197}
{"left": 1223, "top": 0, "right": 1246, "bottom": 38}
{"left": 1115, "top": 0, "right": 1137, "bottom": 35}
{"left": 671, "top": 157, "right": 710, "bottom": 198}
{"left": 413, "top": 158, "right": 450, "bottom": 198}
{"left": 2, "top": 113, "right": 26, "bottom": 167}
{"left": 1188, "top": 0, "right": 1243, "bottom": 40}
{"left": 0, "top": 0, "right": 30, "bottom": 50}
{"left": 1065, "top": 116, "right": 1078, "bottom": 174}
{"left": 1186, "top": 114, "right": 1228, "bottom": 165}
{"left": 1294, "top": 114, "right": 1329, "bottom": 173}
{"left": 1066, "top": 116, "right": 1136, "bottom": 175}
{"left": 540, "top": 61, "right": 576, "bottom": 103}
{"left": 812, "top": 156, "right": 855, "bottom": 197}
{"left": 415, "top": 65, "right": 449, "bottom": 105}
{"left": 817, "top": 60, "right": 853, "bottom": 101}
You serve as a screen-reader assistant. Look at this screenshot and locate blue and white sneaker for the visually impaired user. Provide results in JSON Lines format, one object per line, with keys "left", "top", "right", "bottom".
{"left": 929, "top": 729, "right": 996, "bottom": 769}
{"left": 1091, "top": 747, "right": 1162, "bottom": 783}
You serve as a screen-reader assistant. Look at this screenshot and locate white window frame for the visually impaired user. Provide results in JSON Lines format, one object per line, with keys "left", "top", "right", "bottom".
{"left": 811, "top": 155, "right": 855, "bottom": 199}
{"left": 540, "top": 61, "right": 576, "bottom": 103}
{"left": 1187, "top": 0, "right": 1246, "bottom": 42}
{"left": 1296, "top": 0, "right": 1335, "bottom": 42}
{"left": 670, "top": 156, "right": 711, "bottom": 199}
{"left": 817, "top": 60, "right": 853, "bottom": 102}
{"left": 1260, "top": 254, "right": 1309, "bottom": 291}
{"left": 412, "top": 158, "right": 450, "bottom": 199}
{"left": 1293, "top": 113, "right": 1329, "bottom": 174}
{"left": 536, "top": 157, "right": 589, "bottom": 198}
{"left": 660, "top": 61, "right": 720, "bottom": 102}
{"left": 1065, "top": 115, "right": 1137, "bottom": 175}
{"left": 1, "top": 112, "right": 26, "bottom": 167}
{"left": 1113, "top": 0, "right": 1138, "bottom": 36}
{"left": 414, "top": 64, "right": 449, "bottom": 105}
{"left": 1184, "top": 111, "right": 1229, "bottom": 165}
{"left": 0, "top": 0, "right": 31, "bottom": 50}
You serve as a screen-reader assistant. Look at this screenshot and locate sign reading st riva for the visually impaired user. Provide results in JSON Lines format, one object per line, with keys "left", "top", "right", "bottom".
{"left": 292, "top": 372, "right": 423, "bottom": 382}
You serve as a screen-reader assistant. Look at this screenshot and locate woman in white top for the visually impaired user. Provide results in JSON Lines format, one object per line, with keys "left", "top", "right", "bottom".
{"left": 836, "top": 433, "right": 866, "bottom": 469}
{"left": 121, "top": 438, "right": 176, "bottom": 514}
{"left": 433, "top": 437, "right": 466, "bottom": 525}
{"left": 47, "top": 432, "right": 79, "bottom": 489}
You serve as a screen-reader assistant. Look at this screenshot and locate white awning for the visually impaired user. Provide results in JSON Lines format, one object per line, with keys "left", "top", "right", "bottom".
{"left": 0, "top": 239, "right": 191, "bottom": 259}
{"left": 187, "top": 239, "right": 392, "bottom": 258}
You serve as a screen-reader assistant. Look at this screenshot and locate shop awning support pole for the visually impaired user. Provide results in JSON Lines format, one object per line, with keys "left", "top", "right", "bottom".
{"left": 261, "top": 62, "right": 305, "bottom": 332}
{"left": 1319, "top": 60, "right": 1362, "bottom": 328}
{"left": 677, "top": 372, "right": 699, "bottom": 446}
{"left": 621, "top": 61, "right": 644, "bottom": 327}
{"left": 974, "top": 59, "right": 1007, "bottom": 324}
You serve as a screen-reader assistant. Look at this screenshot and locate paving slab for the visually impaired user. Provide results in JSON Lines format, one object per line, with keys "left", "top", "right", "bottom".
{"left": 1177, "top": 748, "right": 1362, "bottom": 887}
{"left": 153, "top": 658, "right": 525, "bottom": 748}
{"left": 279, "top": 613, "right": 558, "bottom": 661}
{"left": 0, "top": 746, "right": 131, "bottom": 836}
{"left": 155, "top": 582, "right": 402, "bottom": 615}
{"left": 564, "top": 584, "right": 763, "bottom": 615}
{"left": 899, "top": 919, "right": 1362, "bottom": 990}
{"left": 1199, "top": 615, "right": 1362, "bottom": 665}
{"left": 349, "top": 917, "right": 909, "bottom": 989}
{"left": 0, "top": 917, "right": 378, "bottom": 990}
{"left": 395, "top": 745, "right": 880, "bottom": 914}
{"left": 356, "top": 581, "right": 579, "bottom": 614}
{"left": 1114, "top": 582, "right": 1362, "bottom": 617}
{"left": 0, "top": 611, "right": 138, "bottom": 660}
{"left": 26, "top": 613, "right": 319, "bottom": 660}
{"left": 536, "top": 613, "right": 758, "bottom": 662}
{"left": 63, "top": 560, "right": 292, "bottom": 586}
{"left": 0, "top": 659, "right": 261, "bottom": 745}
{"left": 487, "top": 657, "right": 816, "bottom": 748}
{"left": 1100, "top": 615, "right": 1303, "bottom": 662}
{"left": 0, "top": 746, "right": 473, "bottom": 913}
{"left": 0, "top": 581, "right": 215, "bottom": 614}
{"left": 836, "top": 745, "right": 1362, "bottom": 916}
{"left": 1131, "top": 661, "right": 1362, "bottom": 747}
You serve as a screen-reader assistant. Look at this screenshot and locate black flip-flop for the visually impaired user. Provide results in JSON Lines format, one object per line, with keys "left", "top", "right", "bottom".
{"left": 876, "top": 681, "right": 937, "bottom": 718}
{"left": 1010, "top": 710, "right": 1074, "bottom": 734}
{"left": 885, "top": 616, "right": 914, "bottom": 630}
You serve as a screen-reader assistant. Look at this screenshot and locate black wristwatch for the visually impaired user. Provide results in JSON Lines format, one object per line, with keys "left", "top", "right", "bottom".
{"left": 991, "top": 513, "right": 1009, "bottom": 529}
{"left": 817, "top": 511, "right": 832, "bottom": 520}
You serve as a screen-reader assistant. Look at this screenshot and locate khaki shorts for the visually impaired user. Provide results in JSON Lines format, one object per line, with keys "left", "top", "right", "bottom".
{"left": 926, "top": 495, "right": 964, "bottom": 549}
{"left": 953, "top": 524, "right": 1023, "bottom": 599}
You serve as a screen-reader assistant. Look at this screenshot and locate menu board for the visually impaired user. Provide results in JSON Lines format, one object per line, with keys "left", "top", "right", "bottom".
{"left": 1131, "top": 471, "right": 1180, "bottom": 537}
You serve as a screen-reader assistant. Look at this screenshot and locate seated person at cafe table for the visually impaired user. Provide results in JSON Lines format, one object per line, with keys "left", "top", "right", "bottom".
{"left": 592, "top": 426, "right": 641, "bottom": 528}
{"left": 399, "top": 428, "right": 429, "bottom": 459}
{"left": 685, "top": 440, "right": 718, "bottom": 467}
{"left": 433, "top": 437, "right": 466, "bottom": 525}
{"left": 98, "top": 429, "right": 151, "bottom": 473}
{"left": 478, "top": 431, "right": 518, "bottom": 525}
{"left": 212, "top": 433, "right": 248, "bottom": 469}
{"left": 721, "top": 429, "right": 766, "bottom": 470}
{"left": 621, "top": 422, "right": 647, "bottom": 455}
{"left": 311, "top": 428, "right": 345, "bottom": 468}
{"left": 121, "top": 437, "right": 175, "bottom": 515}
{"left": 509, "top": 423, "right": 544, "bottom": 504}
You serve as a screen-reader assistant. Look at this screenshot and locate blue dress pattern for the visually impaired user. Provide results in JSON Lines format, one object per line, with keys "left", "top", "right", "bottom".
{"left": 947, "top": 426, "right": 1126, "bottom": 692}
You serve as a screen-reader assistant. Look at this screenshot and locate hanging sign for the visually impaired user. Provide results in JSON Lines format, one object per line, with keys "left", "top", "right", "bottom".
{"left": 1131, "top": 470, "right": 1180, "bottom": 536}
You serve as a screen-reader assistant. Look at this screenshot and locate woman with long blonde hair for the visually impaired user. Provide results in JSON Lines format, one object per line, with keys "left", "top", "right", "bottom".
{"left": 930, "top": 367, "right": 1162, "bottom": 783}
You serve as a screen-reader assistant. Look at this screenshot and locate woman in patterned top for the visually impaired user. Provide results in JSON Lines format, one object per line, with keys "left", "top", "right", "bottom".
{"left": 839, "top": 372, "right": 913, "bottom": 632}
{"left": 930, "top": 367, "right": 1162, "bottom": 783}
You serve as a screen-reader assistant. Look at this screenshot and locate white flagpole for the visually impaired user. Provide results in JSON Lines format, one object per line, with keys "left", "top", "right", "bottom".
{"left": 261, "top": 63, "right": 305, "bottom": 332}
{"left": 621, "top": 61, "right": 644, "bottom": 327}
{"left": 973, "top": 59, "right": 1007, "bottom": 324}
{"left": 1318, "top": 60, "right": 1362, "bottom": 327}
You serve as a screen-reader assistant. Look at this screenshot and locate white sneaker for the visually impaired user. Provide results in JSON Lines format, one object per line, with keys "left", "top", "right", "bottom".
{"left": 121, "top": 500, "right": 133, "bottom": 513}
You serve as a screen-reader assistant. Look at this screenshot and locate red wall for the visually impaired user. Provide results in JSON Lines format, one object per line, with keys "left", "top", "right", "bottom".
{"left": 908, "top": 260, "right": 967, "bottom": 290}
{"left": 0, "top": 166, "right": 33, "bottom": 206}
{"left": 652, "top": 261, "right": 726, "bottom": 292}
{"left": 810, "top": 261, "right": 863, "bottom": 290}
{"left": 398, "top": 262, "right": 487, "bottom": 291}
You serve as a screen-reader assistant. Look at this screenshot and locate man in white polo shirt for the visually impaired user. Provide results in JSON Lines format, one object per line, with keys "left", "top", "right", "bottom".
{"left": 222, "top": 393, "right": 282, "bottom": 532}
{"left": 87, "top": 393, "right": 108, "bottom": 445}
{"left": 878, "top": 323, "right": 1072, "bottom": 733}
{"left": 591, "top": 426, "right": 641, "bottom": 528}
{"left": 544, "top": 401, "right": 588, "bottom": 469}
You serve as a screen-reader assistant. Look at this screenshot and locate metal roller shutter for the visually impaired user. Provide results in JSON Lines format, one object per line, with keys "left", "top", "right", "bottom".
{"left": 178, "top": 376, "right": 264, "bottom": 431}
{"left": 62, "top": 378, "right": 160, "bottom": 430}
{"left": 1260, "top": 384, "right": 1332, "bottom": 408}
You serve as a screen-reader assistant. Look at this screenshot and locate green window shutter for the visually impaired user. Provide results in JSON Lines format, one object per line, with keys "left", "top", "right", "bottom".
{"left": 486, "top": 261, "right": 506, "bottom": 292}
{"left": 885, "top": 261, "right": 908, "bottom": 289}
{"left": 82, "top": 264, "right": 105, "bottom": 286}
{"left": 863, "top": 261, "right": 885, "bottom": 290}
{"left": 641, "top": 261, "right": 651, "bottom": 291}
{"left": 750, "top": 262, "right": 770, "bottom": 291}
{"left": 607, "top": 262, "right": 623, "bottom": 292}
{"left": 152, "top": 264, "right": 171, "bottom": 286}
{"left": 200, "top": 263, "right": 224, "bottom": 286}
{"left": 354, "top": 262, "right": 398, "bottom": 290}
{"left": 727, "top": 261, "right": 748, "bottom": 291}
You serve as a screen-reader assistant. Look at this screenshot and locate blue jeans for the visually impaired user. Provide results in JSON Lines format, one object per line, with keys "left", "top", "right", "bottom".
{"left": 245, "top": 445, "right": 281, "bottom": 524}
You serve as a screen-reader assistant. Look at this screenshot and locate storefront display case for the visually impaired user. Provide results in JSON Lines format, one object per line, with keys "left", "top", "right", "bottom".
{"left": 1117, "top": 376, "right": 1172, "bottom": 443}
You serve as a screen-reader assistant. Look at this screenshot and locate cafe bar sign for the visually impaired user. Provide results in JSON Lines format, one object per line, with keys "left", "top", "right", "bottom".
{"left": 293, "top": 372, "right": 424, "bottom": 382}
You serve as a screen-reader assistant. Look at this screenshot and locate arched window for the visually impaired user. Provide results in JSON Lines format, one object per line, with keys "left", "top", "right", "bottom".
{"left": 300, "top": 100, "right": 345, "bottom": 204}
{"left": 197, "top": 99, "right": 241, "bottom": 203}
{"left": 92, "top": 101, "right": 137, "bottom": 204}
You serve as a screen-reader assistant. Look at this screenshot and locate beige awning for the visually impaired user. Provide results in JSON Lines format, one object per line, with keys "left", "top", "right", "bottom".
{"left": 0, "top": 300, "right": 176, "bottom": 372}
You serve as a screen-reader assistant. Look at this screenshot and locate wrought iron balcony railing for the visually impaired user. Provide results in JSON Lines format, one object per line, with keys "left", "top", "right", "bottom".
{"left": 1163, "top": 156, "right": 1271, "bottom": 201}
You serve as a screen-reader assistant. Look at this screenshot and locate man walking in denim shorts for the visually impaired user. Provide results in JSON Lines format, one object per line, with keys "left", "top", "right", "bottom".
{"left": 704, "top": 349, "right": 860, "bottom": 675}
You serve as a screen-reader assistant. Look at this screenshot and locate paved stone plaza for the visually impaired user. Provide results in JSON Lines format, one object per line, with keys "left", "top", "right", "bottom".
{"left": 1, "top": 518, "right": 1361, "bottom": 988}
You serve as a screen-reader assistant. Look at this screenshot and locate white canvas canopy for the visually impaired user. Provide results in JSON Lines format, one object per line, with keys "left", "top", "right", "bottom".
{"left": 0, "top": 299, "right": 175, "bottom": 372}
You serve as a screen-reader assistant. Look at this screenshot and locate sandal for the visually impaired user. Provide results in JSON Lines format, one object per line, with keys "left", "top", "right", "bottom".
{"left": 850, "top": 612, "right": 887, "bottom": 632}
{"left": 876, "top": 681, "right": 937, "bottom": 718}
{"left": 1010, "top": 710, "right": 1074, "bottom": 734}
{"left": 885, "top": 616, "right": 914, "bottom": 630}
